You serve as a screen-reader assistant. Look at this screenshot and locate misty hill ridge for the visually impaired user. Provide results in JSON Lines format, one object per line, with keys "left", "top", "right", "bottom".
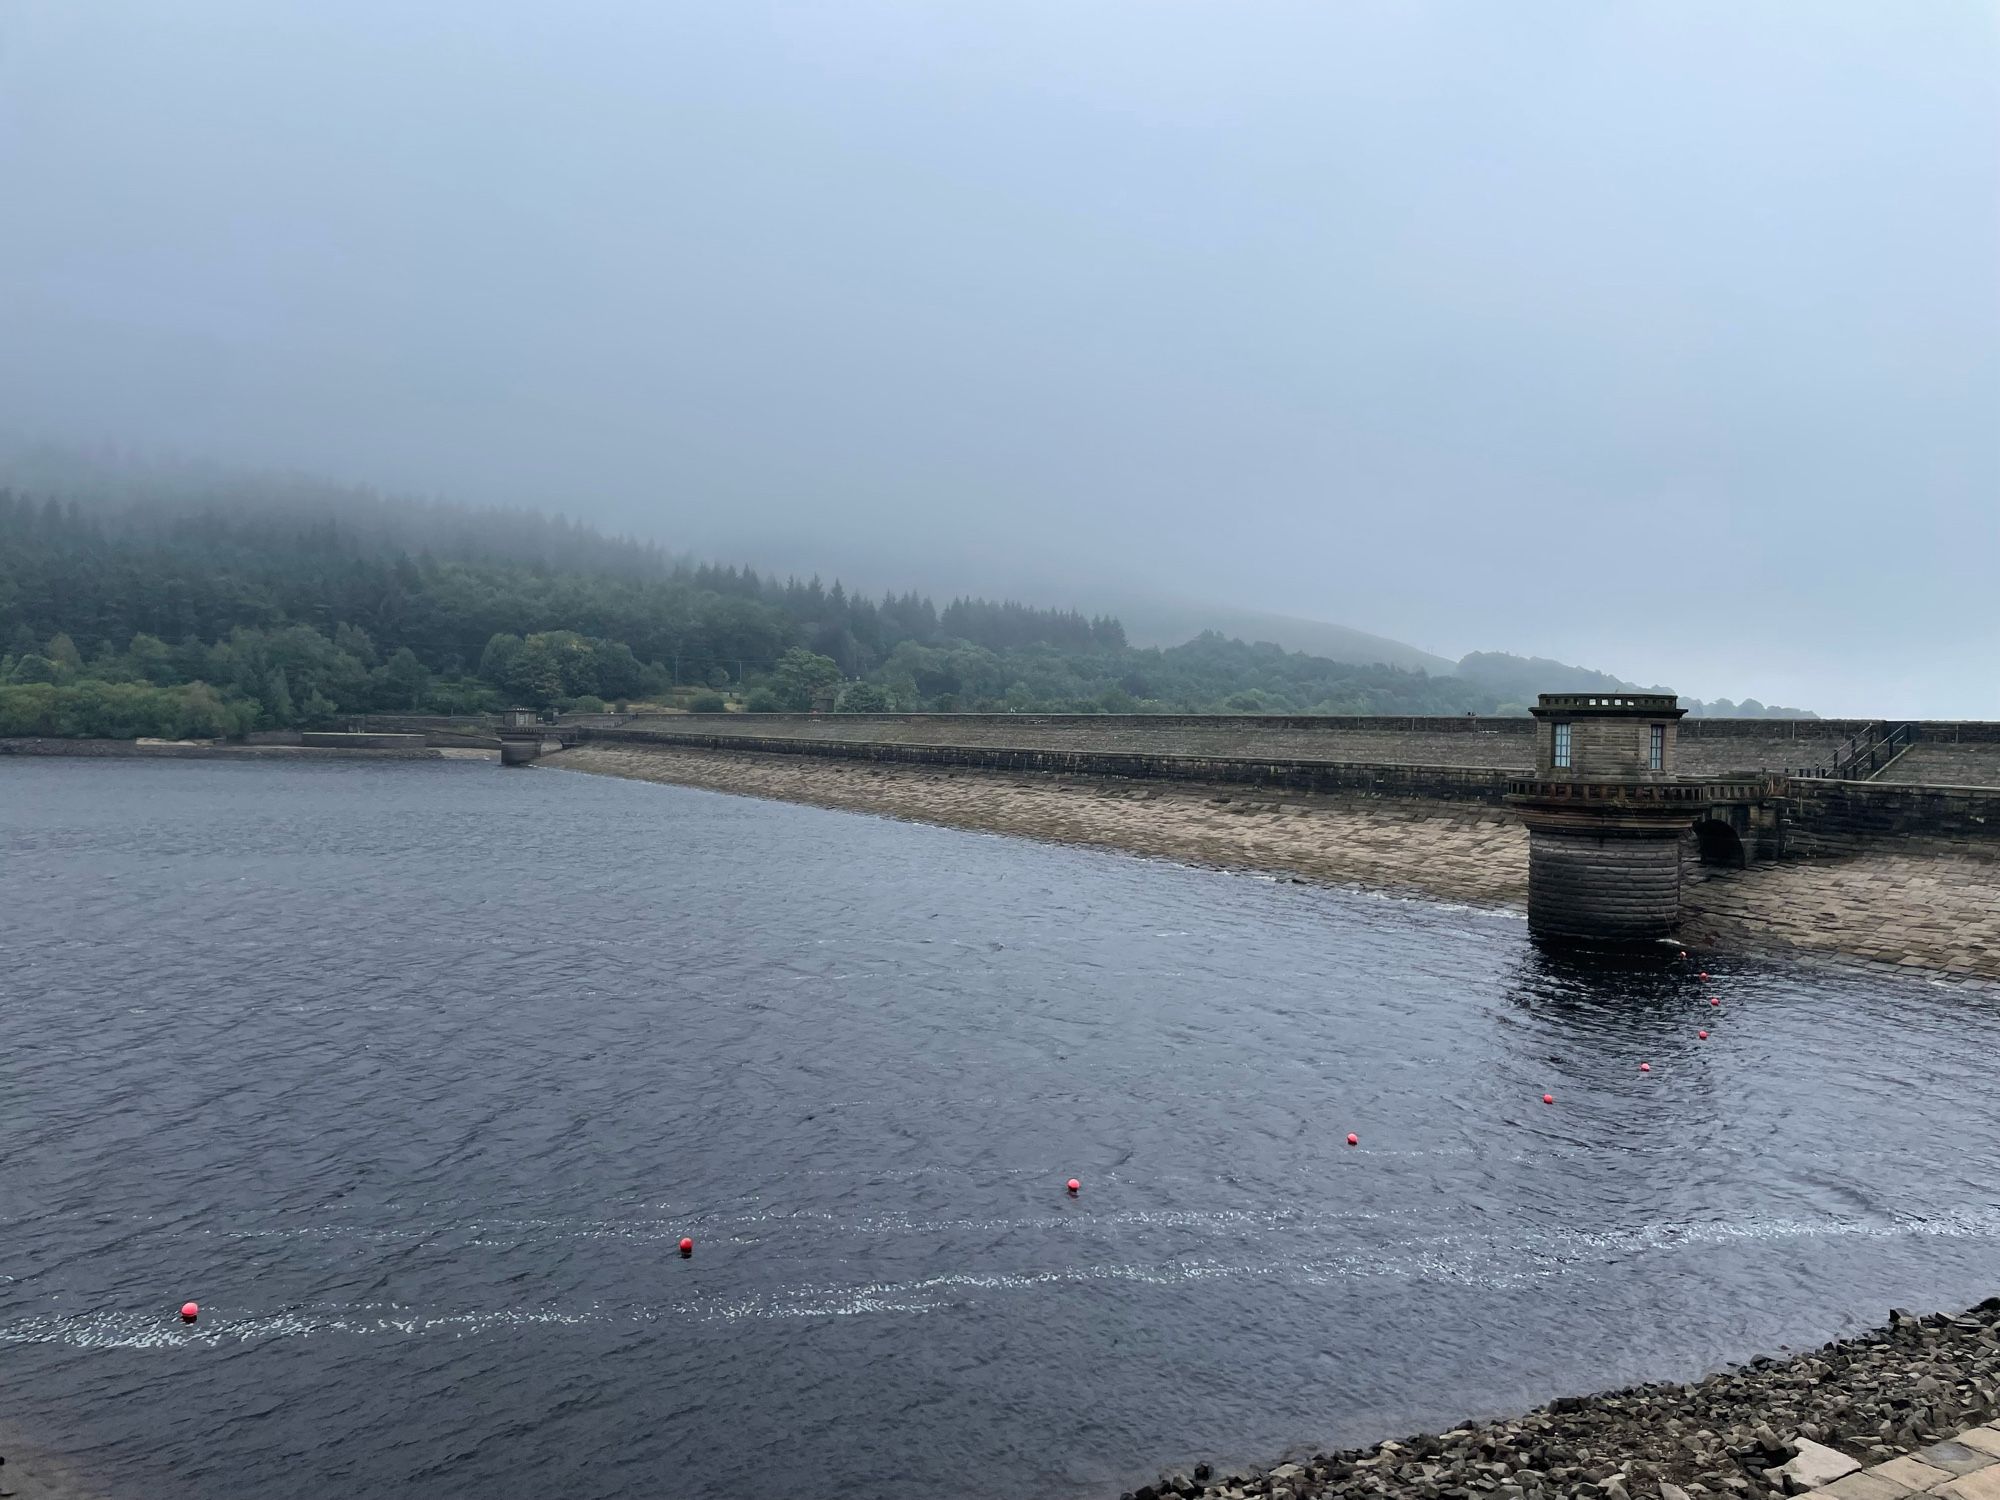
{"left": 1111, "top": 598, "right": 1454, "bottom": 677}
{"left": 0, "top": 450, "right": 1812, "bottom": 726}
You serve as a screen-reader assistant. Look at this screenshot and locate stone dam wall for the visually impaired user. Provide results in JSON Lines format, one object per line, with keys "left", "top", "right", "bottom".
{"left": 581, "top": 719, "right": 2000, "bottom": 853}
{"left": 586, "top": 726, "right": 1517, "bottom": 802}
{"left": 606, "top": 715, "right": 2000, "bottom": 781}
{"left": 614, "top": 712, "right": 1908, "bottom": 777}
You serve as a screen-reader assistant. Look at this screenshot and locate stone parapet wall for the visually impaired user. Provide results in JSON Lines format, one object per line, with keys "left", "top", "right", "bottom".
{"left": 585, "top": 726, "right": 1516, "bottom": 803}
{"left": 1875, "top": 744, "right": 2000, "bottom": 788}
{"left": 346, "top": 714, "right": 497, "bottom": 734}
{"left": 300, "top": 731, "right": 429, "bottom": 750}
{"left": 1776, "top": 778, "right": 2000, "bottom": 856}
{"left": 0, "top": 738, "right": 442, "bottom": 761}
{"left": 612, "top": 713, "right": 1936, "bottom": 777}
{"left": 619, "top": 713, "right": 1540, "bottom": 767}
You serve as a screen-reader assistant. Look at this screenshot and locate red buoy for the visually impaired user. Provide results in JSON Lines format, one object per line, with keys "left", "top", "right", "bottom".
{"left": 1698, "top": 1030, "right": 1709, "bottom": 1040}
{"left": 1066, "top": 1178, "right": 1080, "bottom": 1194}
{"left": 1640, "top": 1062, "right": 1652, "bottom": 1072}
{"left": 678, "top": 1238, "right": 693, "bottom": 1256}
{"left": 1542, "top": 1094, "right": 1554, "bottom": 1105}
{"left": 1346, "top": 1133, "right": 1359, "bottom": 1146}
{"left": 179, "top": 1302, "right": 199, "bottom": 1322}
{"left": 1699, "top": 971, "right": 1709, "bottom": 980}
{"left": 1710, "top": 997, "right": 1721, "bottom": 1006}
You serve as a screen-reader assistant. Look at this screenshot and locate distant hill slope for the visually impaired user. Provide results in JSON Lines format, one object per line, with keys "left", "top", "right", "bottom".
{"left": 1113, "top": 598, "right": 1456, "bottom": 675}
{"left": 0, "top": 444, "right": 1815, "bottom": 718}
{"left": 1454, "top": 651, "right": 1817, "bottom": 719}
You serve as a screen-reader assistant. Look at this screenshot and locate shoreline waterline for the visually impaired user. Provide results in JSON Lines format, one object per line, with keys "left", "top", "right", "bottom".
{"left": 1121, "top": 1300, "right": 2000, "bottom": 1500}
{"left": 540, "top": 742, "right": 2000, "bottom": 981}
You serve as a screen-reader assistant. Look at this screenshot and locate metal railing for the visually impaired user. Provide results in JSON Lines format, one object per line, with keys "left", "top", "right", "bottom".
{"left": 1810, "top": 721, "right": 1916, "bottom": 781}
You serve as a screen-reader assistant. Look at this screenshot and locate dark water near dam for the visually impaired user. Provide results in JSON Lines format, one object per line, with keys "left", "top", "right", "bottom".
{"left": 4, "top": 758, "right": 2000, "bottom": 1500}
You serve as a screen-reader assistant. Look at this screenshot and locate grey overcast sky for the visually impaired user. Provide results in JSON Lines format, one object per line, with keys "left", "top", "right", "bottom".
{"left": 2, "top": 3, "right": 1995, "bottom": 715}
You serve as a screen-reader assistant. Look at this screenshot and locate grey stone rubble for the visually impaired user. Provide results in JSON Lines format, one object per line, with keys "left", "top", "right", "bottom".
{"left": 1123, "top": 1300, "right": 2000, "bottom": 1500}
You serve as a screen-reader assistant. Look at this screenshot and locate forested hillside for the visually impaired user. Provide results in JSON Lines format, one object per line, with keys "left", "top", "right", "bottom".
{"left": 0, "top": 482, "right": 1809, "bottom": 737}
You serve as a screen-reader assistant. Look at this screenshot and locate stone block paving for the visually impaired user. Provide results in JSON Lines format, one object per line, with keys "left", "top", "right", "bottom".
{"left": 1680, "top": 854, "right": 2000, "bottom": 980}
{"left": 1813, "top": 1427, "right": 2000, "bottom": 1500}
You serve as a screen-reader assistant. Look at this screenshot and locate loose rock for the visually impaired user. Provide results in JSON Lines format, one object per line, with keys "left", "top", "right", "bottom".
{"left": 1123, "top": 1299, "right": 2000, "bottom": 1500}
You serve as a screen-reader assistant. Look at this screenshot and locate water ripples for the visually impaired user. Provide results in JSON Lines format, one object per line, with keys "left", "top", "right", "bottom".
{"left": 3, "top": 758, "right": 1998, "bottom": 1500}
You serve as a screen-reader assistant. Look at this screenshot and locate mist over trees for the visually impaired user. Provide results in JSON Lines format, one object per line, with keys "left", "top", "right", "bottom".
{"left": 0, "top": 477, "right": 1812, "bottom": 736}
{"left": 1454, "top": 652, "right": 1815, "bottom": 720}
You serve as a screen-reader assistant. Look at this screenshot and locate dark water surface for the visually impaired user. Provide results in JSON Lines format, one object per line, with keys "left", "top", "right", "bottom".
{"left": 4, "top": 758, "right": 1999, "bottom": 1500}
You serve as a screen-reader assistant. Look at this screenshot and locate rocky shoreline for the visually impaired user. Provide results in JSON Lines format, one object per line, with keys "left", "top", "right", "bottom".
{"left": 1135, "top": 1301, "right": 2000, "bottom": 1500}
{"left": 541, "top": 742, "right": 2000, "bottom": 980}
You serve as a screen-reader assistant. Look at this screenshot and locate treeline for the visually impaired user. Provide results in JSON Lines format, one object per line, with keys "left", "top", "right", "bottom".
{"left": 0, "top": 476, "right": 1812, "bottom": 735}
{"left": 0, "top": 489, "right": 1141, "bottom": 729}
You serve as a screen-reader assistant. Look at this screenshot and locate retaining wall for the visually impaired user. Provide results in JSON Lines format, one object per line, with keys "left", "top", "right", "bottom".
{"left": 584, "top": 727, "right": 1515, "bottom": 803}
{"left": 0, "top": 738, "right": 441, "bottom": 762}
{"left": 1776, "top": 779, "right": 2000, "bottom": 857}
{"left": 1875, "top": 744, "right": 2000, "bottom": 788}
{"left": 612, "top": 713, "right": 1884, "bottom": 777}
{"left": 300, "top": 732, "right": 429, "bottom": 750}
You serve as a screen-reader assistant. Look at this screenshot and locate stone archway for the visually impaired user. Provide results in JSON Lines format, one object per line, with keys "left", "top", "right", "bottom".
{"left": 1693, "top": 817, "right": 1747, "bottom": 869}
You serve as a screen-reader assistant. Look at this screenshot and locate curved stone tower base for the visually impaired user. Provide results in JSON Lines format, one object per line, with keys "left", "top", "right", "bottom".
{"left": 1524, "top": 825, "right": 1683, "bottom": 942}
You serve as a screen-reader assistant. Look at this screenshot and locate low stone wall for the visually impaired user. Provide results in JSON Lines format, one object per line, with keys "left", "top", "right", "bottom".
{"left": 300, "top": 731, "right": 428, "bottom": 750}
{"left": 617, "top": 712, "right": 1541, "bottom": 767}
{"left": 346, "top": 714, "right": 497, "bottom": 735}
{"left": 0, "top": 738, "right": 442, "bottom": 761}
{"left": 1876, "top": 743, "right": 2000, "bottom": 788}
{"left": 0, "top": 737, "right": 228, "bottom": 758}
{"left": 611, "top": 713, "right": 1893, "bottom": 777}
{"left": 1778, "top": 778, "right": 2000, "bottom": 857}
{"left": 585, "top": 726, "right": 1516, "bottom": 803}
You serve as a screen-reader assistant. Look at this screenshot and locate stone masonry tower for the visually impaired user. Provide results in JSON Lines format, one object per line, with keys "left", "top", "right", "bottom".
{"left": 1507, "top": 693, "right": 1692, "bottom": 941}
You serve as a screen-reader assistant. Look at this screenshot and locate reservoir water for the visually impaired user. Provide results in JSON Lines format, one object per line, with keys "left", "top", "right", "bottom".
{"left": 4, "top": 757, "right": 1999, "bottom": 1500}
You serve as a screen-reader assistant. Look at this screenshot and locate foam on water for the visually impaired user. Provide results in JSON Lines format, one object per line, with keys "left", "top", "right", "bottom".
{"left": 5, "top": 758, "right": 1999, "bottom": 1500}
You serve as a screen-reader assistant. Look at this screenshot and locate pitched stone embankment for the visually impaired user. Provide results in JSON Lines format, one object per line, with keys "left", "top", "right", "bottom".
{"left": 1125, "top": 1301, "right": 2000, "bottom": 1500}
{"left": 544, "top": 743, "right": 2000, "bottom": 979}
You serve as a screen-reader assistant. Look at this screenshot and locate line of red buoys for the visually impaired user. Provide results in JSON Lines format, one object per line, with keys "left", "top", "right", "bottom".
{"left": 167, "top": 964, "right": 1734, "bottom": 1315}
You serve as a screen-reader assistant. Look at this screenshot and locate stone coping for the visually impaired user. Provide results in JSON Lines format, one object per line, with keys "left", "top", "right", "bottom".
{"left": 1807, "top": 1423, "right": 2000, "bottom": 1500}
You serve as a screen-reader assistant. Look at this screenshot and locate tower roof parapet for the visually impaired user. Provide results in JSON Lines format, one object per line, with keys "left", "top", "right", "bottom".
{"left": 1529, "top": 692, "right": 1685, "bottom": 719}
